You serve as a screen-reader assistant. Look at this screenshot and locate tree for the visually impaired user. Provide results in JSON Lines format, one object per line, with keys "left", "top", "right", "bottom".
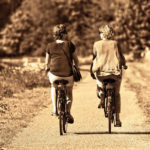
{"left": 111, "top": 0, "right": 150, "bottom": 58}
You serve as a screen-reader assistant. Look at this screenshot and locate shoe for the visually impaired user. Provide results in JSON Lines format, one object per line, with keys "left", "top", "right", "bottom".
{"left": 114, "top": 120, "right": 122, "bottom": 127}
{"left": 97, "top": 91, "right": 101, "bottom": 99}
{"left": 98, "top": 101, "right": 105, "bottom": 109}
{"left": 98, "top": 103, "right": 101, "bottom": 108}
{"left": 97, "top": 90, "right": 103, "bottom": 99}
{"left": 66, "top": 113, "right": 74, "bottom": 124}
{"left": 51, "top": 112, "right": 58, "bottom": 116}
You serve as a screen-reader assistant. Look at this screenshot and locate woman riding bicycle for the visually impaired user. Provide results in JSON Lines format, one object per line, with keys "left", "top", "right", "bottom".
{"left": 90, "top": 25, "right": 127, "bottom": 127}
{"left": 45, "top": 24, "right": 79, "bottom": 124}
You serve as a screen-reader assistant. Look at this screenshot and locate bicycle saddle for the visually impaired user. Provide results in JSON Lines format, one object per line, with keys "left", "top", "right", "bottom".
{"left": 103, "top": 78, "right": 115, "bottom": 83}
{"left": 103, "top": 78, "right": 115, "bottom": 90}
{"left": 54, "top": 79, "right": 68, "bottom": 85}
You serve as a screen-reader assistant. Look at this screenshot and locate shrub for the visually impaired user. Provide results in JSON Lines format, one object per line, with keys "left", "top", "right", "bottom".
{"left": 0, "top": 65, "right": 49, "bottom": 100}
{"left": 0, "top": 0, "right": 116, "bottom": 57}
{"left": 111, "top": 0, "right": 150, "bottom": 56}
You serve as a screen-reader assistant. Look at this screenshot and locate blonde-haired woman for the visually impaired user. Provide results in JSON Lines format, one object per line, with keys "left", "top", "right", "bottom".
{"left": 90, "top": 25, "right": 127, "bottom": 127}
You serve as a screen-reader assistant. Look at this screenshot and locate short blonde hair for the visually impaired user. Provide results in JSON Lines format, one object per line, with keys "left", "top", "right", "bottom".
{"left": 99, "top": 25, "right": 114, "bottom": 39}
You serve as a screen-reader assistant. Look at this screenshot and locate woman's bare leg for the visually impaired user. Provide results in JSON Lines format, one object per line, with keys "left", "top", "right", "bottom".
{"left": 66, "top": 86, "right": 73, "bottom": 114}
{"left": 51, "top": 86, "right": 56, "bottom": 114}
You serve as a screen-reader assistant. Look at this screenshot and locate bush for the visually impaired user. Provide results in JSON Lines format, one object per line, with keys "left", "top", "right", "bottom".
{"left": 111, "top": 0, "right": 150, "bottom": 56}
{"left": 0, "top": 10, "right": 34, "bottom": 56}
{"left": 0, "top": 65, "right": 49, "bottom": 100}
{"left": 0, "top": 0, "right": 116, "bottom": 57}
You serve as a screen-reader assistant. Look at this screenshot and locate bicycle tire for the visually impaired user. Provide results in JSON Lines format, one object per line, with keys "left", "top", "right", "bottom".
{"left": 56, "top": 93, "right": 58, "bottom": 115}
{"left": 59, "top": 113, "right": 63, "bottom": 135}
{"left": 104, "top": 97, "right": 108, "bottom": 118}
{"left": 56, "top": 90, "right": 60, "bottom": 116}
{"left": 63, "top": 114, "right": 68, "bottom": 133}
{"left": 108, "top": 96, "right": 112, "bottom": 134}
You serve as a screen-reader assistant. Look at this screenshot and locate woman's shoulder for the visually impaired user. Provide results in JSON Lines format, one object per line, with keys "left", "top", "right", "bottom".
{"left": 47, "top": 41, "right": 58, "bottom": 48}
{"left": 45, "top": 42, "right": 57, "bottom": 52}
{"left": 108, "top": 40, "right": 118, "bottom": 44}
{"left": 65, "top": 40, "right": 74, "bottom": 45}
{"left": 65, "top": 40, "right": 76, "bottom": 50}
{"left": 94, "top": 40, "right": 103, "bottom": 47}
{"left": 46, "top": 41, "right": 55, "bottom": 46}
{"left": 101, "top": 40, "right": 118, "bottom": 45}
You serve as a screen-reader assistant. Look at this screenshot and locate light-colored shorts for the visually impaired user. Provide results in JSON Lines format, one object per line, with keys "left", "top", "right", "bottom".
{"left": 48, "top": 71, "right": 74, "bottom": 87}
{"left": 96, "top": 74, "right": 121, "bottom": 88}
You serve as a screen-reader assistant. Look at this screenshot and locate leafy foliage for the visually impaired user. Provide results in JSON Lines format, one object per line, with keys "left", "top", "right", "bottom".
{"left": 0, "top": 10, "right": 34, "bottom": 56}
{"left": 111, "top": 0, "right": 150, "bottom": 57}
{"left": 0, "top": 65, "right": 49, "bottom": 100}
{"left": 0, "top": 0, "right": 23, "bottom": 29}
{"left": 1, "top": 0, "right": 149, "bottom": 57}
{"left": 0, "top": 0, "right": 116, "bottom": 57}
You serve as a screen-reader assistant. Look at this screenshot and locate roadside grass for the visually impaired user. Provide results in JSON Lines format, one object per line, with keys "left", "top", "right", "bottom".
{"left": 0, "top": 62, "right": 89, "bottom": 148}
{"left": 0, "top": 64, "right": 49, "bottom": 100}
{"left": 0, "top": 87, "right": 51, "bottom": 148}
{"left": 0, "top": 64, "right": 50, "bottom": 147}
{"left": 124, "top": 61, "right": 150, "bottom": 124}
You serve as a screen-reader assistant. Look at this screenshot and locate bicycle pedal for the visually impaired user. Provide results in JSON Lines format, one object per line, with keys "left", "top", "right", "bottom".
{"left": 105, "top": 113, "right": 108, "bottom": 118}
{"left": 98, "top": 104, "right": 101, "bottom": 109}
{"left": 98, "top": 103, "right": 104, "bottom": 109}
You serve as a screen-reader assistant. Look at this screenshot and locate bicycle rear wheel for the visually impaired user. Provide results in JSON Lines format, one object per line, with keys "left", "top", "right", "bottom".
{"left": 59, "top": 113, "right": 63, "bottom": 135}
{"left": 56, "top": 90, "right": 59, "bottom": 116}
{"left": 63, "top": 114, "right": 68, "bottom": 133}
{"left": 108, "top": 96, "right": 112, "bottom": 134}
{"left": 104, "top": 97, "right": 108, "bottom": 118}
{"left": 59, "top": 113, "right": 68, "bottom": 135}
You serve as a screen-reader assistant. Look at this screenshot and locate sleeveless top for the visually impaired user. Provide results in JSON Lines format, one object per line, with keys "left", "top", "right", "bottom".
{"left": 46, "top": 41, "right": 75, "bottom": 77}
{"left": 92, "top": 40, "right": 126, "bottom": 76}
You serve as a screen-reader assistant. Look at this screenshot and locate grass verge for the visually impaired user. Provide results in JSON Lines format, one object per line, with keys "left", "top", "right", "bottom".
{"left": 0, "top": 63, "right": 89, "bottom": 148}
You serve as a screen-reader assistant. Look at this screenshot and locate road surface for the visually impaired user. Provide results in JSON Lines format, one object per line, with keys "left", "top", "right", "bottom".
{"left": 6, "top": 64, "right": 150, "bottom": 150}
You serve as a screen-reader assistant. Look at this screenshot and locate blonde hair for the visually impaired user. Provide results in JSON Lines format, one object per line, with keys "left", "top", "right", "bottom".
{"left": 99, "top": 25, "right": 114, "bottom": 39}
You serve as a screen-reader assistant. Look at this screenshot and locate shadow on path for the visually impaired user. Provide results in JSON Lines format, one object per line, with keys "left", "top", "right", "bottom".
{"left": 74, "top": 131, "right": 150, "bottom": 135}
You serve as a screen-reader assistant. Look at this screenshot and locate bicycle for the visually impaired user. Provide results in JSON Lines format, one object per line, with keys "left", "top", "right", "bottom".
{"left": 55, "top": 79, "right": 69, "bottom": 136}
{"left": 103, "top": 66, "right": 128, "bottom": 134}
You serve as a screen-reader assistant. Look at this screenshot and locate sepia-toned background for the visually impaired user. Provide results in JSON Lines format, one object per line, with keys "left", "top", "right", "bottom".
{"left": 0, "top": 0, "right": 150, "bottom": 149}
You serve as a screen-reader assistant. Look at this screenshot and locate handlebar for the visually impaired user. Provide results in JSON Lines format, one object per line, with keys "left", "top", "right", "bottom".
{"left": 45, "top": 68, "right": 50, "bottom": 72}
{"left": 123, "top": 65, "right": 128, "bottom": 70}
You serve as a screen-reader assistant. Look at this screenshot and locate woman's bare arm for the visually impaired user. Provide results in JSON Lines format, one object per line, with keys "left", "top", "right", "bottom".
{"left": 72, "top": 51, "right": 79, "bottom": 67}
{"left": 117, "top": 42, "right": 126, "bottom": 66}
{"left": 45, "top": 52, "right": 50, "bottom": 71}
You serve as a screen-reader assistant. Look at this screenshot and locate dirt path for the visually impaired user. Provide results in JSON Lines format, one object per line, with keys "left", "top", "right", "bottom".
{"left": 5, "top": 64, "right": 150, "bottom": 150}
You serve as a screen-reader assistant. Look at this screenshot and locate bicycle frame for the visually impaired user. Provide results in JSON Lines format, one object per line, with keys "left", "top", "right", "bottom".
{"left": 56, "top": 85, "right": 67, "bottom": 115}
